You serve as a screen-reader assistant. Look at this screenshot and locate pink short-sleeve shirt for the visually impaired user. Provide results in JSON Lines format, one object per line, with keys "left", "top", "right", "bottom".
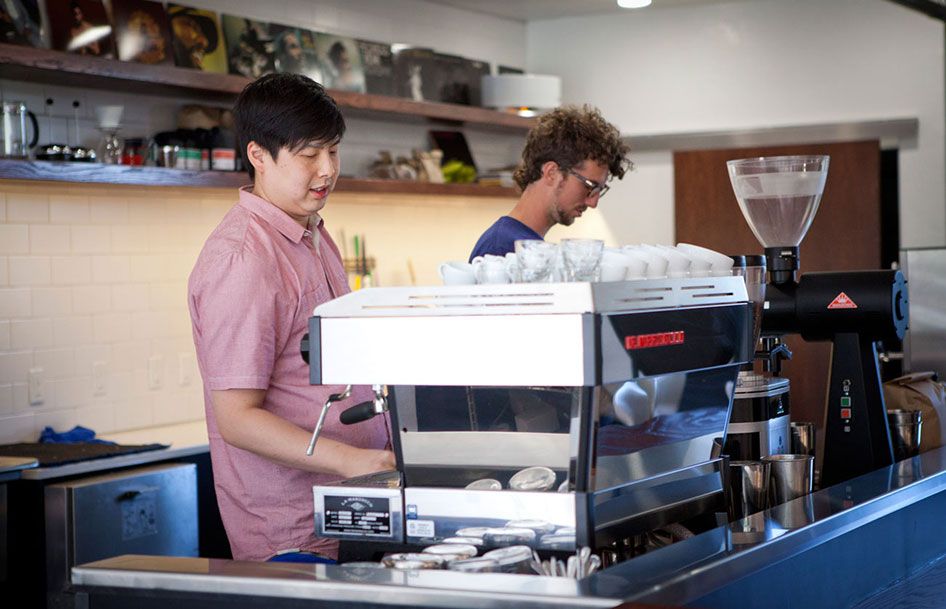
{"left": 188, "top": 187, "right": 389, "bottom": 561}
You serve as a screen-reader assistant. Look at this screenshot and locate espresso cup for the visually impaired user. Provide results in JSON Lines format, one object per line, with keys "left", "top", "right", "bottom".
{"left": 599, "top": 248, "right": 629, "bottom": 282}
{"left": 471, "top": 255, "right": 510, "bottom": 284}
{"left": 438, "top": 261, "right": 476, "bottom": 285}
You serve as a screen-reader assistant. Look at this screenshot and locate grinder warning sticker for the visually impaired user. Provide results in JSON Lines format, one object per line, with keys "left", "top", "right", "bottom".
{"left": 828, "top": 292, "right": 858, "bottom": 309}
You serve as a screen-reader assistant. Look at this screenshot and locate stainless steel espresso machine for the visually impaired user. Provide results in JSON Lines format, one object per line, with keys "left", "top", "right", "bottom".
{"left": 727, "top": 155, "right": 909, "bottom": 487}
{"left": 301, "top": 277, "right": 752, "bottom": 560}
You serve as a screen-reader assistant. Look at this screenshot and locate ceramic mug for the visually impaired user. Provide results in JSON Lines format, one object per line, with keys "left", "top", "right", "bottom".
{"left": 438, "top": 261, "right": 476, "bottom": 285}
{"left": 471, "top": 255, "right": 510, "bottom": 284}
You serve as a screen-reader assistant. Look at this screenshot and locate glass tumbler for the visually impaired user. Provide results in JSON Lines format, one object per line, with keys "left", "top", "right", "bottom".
{"left": 560, "top": 238, "right": 604, "bottom": 282}
{"left": 514, "top": 239, "right": 556, "bottom": 283}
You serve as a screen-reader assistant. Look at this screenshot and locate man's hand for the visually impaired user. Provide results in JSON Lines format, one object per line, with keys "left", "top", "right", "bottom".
{"left": 342, "top": 448, "right": 395, "bottom": 479}
{"left": 211, "top": 388, "right": 391, "bottom": 478}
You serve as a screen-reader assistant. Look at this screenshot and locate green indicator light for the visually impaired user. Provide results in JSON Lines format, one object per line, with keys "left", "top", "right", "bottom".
{"left": 841, "top": 396, "right": 851, "bottom": 407}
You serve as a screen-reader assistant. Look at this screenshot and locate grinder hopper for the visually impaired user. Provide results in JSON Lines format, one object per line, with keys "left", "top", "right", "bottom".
{"left": 727, "top": 155, "right": 829, "bottom": 284}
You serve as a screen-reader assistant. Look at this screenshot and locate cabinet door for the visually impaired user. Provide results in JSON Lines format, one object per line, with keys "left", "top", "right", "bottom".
{"left": 45, "top": 463, "right": 198, "bottom": 605}
{"left": 674, "top": 140, "right": 882, "bottom": 446}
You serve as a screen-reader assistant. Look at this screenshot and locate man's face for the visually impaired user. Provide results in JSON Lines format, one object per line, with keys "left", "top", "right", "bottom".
{"left": 255, "top": 140, "right": 341, "bottom": 224}
{"left": 549, "top": 159, "right": 609, "bottom": 227}
{"left": 174, "top": 17, "right": 207, "bottom": 50}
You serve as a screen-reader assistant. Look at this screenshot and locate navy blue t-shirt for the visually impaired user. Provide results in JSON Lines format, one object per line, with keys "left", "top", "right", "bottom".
{"left": 469, "top": 216, "right": 543, "bottom": 262}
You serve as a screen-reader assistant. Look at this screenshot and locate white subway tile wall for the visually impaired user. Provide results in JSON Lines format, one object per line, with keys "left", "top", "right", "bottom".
{"left": 0, "top": 183, "right": 229, "bottom": 442}
{"left": 0, "top": 181, "right": 518, "bottom": 443}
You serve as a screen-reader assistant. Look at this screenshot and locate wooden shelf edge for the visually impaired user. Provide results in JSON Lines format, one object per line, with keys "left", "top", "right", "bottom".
{"left": 0, "top": 43, "right": 536, "bottom": 131}
{"left": 0, "top": 160, "right": 519, "bottom": 198}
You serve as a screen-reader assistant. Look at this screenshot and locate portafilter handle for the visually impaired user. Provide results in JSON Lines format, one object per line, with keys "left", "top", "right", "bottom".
{"left": 306, "top": 384, "right": 352, "bottom": 456}
{"left": 340, "top": 384, "right": 388, "bottom": 425}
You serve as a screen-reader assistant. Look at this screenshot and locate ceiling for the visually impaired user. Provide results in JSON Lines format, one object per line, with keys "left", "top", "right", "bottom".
{"left": 424, "top": 0, "right": 742, "bottom": 22}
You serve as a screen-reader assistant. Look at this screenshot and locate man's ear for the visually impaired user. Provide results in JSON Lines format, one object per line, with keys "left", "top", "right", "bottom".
{"left": 540, "top": 160, "right": 561, "bottom": 185}
{"left": 246, "top": 141, "right": 269, "bottom": 175}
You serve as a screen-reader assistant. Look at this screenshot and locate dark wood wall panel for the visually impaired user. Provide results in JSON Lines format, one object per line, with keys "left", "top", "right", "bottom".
{"left": 674, "top": 140, "right": 882, "bottom": 434}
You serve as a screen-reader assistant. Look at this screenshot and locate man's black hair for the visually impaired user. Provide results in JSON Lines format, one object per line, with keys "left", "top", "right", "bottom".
{"left": 233, "top": 73, "right": 346, "bottom": 180}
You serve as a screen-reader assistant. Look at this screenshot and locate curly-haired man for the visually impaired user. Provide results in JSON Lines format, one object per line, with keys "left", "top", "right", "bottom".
{"left": 469, "top": 105, "right": 632, "bottom": 261}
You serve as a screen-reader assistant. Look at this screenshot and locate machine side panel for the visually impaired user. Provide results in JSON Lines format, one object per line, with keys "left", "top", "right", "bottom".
{"left": 600, "top": 304, "right": 752, "bottom": 384}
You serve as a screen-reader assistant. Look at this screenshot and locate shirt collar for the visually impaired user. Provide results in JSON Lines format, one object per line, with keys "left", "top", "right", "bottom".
{"left": 238, "top": 186, "right": 318, "bottom": 245}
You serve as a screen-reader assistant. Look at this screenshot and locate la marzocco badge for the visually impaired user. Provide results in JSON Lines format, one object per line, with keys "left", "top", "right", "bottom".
{"left": 625, "top": 331, "right": 685, "bottom": 350}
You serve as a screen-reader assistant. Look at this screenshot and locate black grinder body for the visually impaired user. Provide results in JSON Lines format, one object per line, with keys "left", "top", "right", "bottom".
{"left": 762, "top": 269, "right": 909, "bottom": 486}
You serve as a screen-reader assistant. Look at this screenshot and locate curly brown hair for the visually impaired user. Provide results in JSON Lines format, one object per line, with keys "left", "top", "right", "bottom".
{"left": 513, "top": 104, "right": 632, "bottom": 191}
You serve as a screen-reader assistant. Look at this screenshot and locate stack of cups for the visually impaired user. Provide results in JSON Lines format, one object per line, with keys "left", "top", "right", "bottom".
{"left": 727, "top": 431, "right": 816, "bottom": 528}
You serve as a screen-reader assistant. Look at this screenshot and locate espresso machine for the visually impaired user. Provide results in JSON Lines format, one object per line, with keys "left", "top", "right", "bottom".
{"left": 301, "top": 277, "right": 752, "bottom": 559}
{"left": 727, "top": 155, "right": 909, "bottom": 487}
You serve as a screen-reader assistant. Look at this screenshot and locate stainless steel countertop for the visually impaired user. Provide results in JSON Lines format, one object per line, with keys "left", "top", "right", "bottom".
{"left": 0, "top": 456, "right": 38, "bottom": 481}
{"left": 72, "top": 446, "right": 946, "bottom": 608}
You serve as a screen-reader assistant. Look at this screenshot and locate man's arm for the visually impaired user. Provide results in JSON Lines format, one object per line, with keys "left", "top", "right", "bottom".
{"left": 212, "top": 388, "right": 394, "bottom": 478}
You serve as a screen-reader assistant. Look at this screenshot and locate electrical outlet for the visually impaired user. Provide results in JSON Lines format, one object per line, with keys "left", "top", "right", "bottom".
{"left": 28, "top": 367, "right": 44, "bottom": 406}
{"left": 148, "top": 355, "right": 163, "bottom": 390}
{"left": 178, "top": 353, "right": 194, "bottom": 387}
{"left": 92, "top": 360, "right": 107, "bottom": 396}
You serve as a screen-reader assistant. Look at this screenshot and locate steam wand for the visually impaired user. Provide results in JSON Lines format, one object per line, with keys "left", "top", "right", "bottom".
{"left": 306, "top": 385, "right": 351, "bottom": 456}
{"left": 305, "top": 384, "right": 389, "bottom": 456}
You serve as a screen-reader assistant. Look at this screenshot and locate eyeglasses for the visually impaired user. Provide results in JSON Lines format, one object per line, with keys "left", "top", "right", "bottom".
{"left": 566, "top": 168, "right": 610, "bottom": 198}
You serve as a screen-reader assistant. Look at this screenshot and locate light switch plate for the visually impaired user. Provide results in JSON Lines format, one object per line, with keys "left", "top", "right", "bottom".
{"left": 28, "top": 367, "right": 44, "bottom": 405}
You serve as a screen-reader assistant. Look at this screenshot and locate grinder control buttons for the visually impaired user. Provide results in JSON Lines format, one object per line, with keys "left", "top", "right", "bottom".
{"left": 841, "top": 408, "right": 852, "bottom": 419}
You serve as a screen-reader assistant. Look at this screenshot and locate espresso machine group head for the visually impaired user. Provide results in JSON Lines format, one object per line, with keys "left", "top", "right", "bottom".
{"left": 727, "top": 155, "right": 909, "bottom": 487}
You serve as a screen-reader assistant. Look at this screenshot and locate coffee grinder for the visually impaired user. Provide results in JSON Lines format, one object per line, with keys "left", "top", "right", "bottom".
{"left": 727, "top": 155, "right": 909, "bottom": 487}
{"left": 725, "top": 254, "right": 792, "bottom": 462}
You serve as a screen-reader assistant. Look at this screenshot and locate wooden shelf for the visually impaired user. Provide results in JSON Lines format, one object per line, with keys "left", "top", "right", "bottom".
{"left": 0, "top": 43, "right": 536, "bottom": 132}
{"left": 0, "top": 159, "right": 519, "bottom": 197}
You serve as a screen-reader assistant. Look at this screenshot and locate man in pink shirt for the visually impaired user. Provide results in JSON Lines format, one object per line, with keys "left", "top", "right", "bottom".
{"left": 188, "top": 73, "right": 394, "bottom": 563}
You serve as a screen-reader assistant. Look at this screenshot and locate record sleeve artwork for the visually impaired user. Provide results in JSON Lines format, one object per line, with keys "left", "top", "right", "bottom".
{"left": 48, "top": 0, "right": 114, "bottom": 57}
{"left": 111, "top": 0, "right": 173, "bottom": 64}
{"left": 167, "top": 3, "right": 227, "bottom": 73}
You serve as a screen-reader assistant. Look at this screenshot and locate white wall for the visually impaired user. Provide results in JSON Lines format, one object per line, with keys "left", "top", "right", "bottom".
{"left": 0, "top": 0, "right": 526, "bottom": 443}
{"left": 528, "top": 0, "right": 945, "bottom": 249}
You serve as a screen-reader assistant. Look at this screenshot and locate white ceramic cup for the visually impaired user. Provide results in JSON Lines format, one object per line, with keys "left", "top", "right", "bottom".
{"left": 620, "top": 246, "right": 649, "bottom": 279}
{"left": 438, "top": 261, "right": 476, "bottom": 285}
{"left": 655, "top": 245, "right": 692, "bottom": 278}
{"left": 676, "top": 243, "right": 735, "bottom": 277}
{"left": 638, "top": 245, "right": 669, "bottom": 278}
{"left": 599, "top": 248, "right": 629, "bottom": 282}
{"left": 471, "top": 254, "right": 511, "bottom": 284}
{"left": 678, "top": 248, "right": 712, "bottom": 277}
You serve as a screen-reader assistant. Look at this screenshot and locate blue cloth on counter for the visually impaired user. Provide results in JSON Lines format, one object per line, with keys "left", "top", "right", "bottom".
{"left": 268, "top": 551, "right": 336, "bottom": 564}
{"left": 38, "top": 425, "right": 116, "bottom": 445}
